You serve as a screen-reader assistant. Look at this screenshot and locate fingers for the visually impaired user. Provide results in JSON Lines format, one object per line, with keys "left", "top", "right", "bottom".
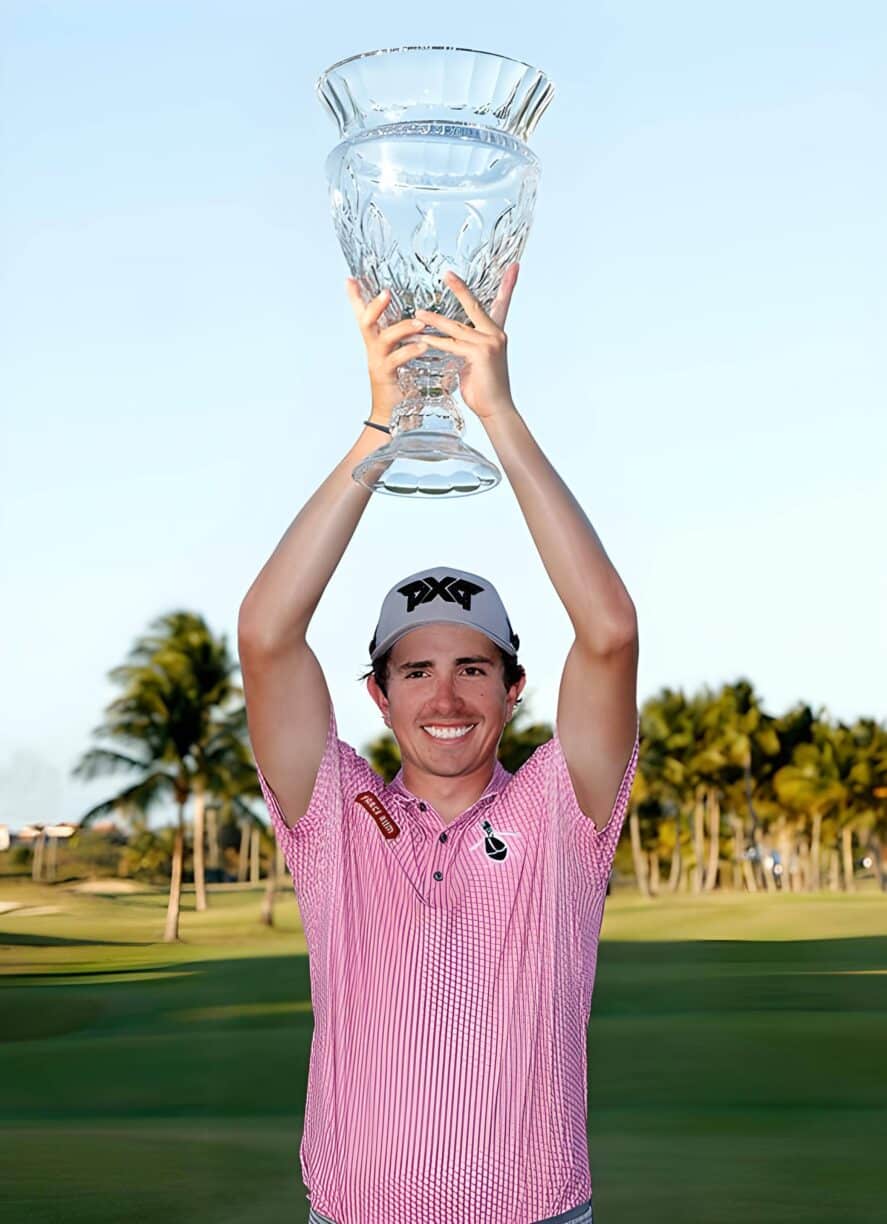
{"left": 412, "top": 334, "right": 469, "bottom": 358}
{"left": 345, "top": 278, "right": 391, "bottom": 333}
{"left": 382, "top": 339, "right": 428, "bottom": 371}
{"left": 413, "top": 309, "right": 478, "bottom": 341}
{"left": 441, "top": 270, "right": 497, "bottom": 332}
{"left": 347, "top": 267, "right": 520, "bottom": 337}
{"left": 379, "top": 317, "right": 428, "bottom": 350}
{"left": 488, "top": 263, "right": 519, "bottom": 328}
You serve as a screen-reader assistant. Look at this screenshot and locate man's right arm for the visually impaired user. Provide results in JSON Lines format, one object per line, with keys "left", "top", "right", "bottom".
{"left": 238, "top": 427, "right": 379, "bottom": 829}
{"left": 238, "top": 285, "right": 428, "bottom": 828}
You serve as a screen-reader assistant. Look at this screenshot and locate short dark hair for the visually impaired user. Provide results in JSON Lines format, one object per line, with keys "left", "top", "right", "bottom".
{"left": 361, "top": 645, "right": 525, "bottom": 700}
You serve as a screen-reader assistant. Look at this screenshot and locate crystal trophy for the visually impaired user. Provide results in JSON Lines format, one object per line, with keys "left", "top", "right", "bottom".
{"left": 318, "top": 46, "right": 553, "bottom": 496}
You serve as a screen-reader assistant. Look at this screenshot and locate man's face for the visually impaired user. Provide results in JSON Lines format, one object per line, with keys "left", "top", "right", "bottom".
{"left": 367, "top": 623, "right": 525, "bottom": 780}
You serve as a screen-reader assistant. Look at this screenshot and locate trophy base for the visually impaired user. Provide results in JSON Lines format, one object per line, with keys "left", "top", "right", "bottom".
{"left": 352, "top": 431, "right": 501, "bottom": 497}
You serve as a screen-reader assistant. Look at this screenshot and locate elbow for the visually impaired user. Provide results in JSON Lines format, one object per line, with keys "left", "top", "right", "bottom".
{"left": 237, "top": 598, "right": 279, "bottom": 657}
{"left": 238, "top": 598, "right": 308, "bottom": 659}
{"left": 237, "top": 594, "right": 262, "bottom": 646}
{"left": 602, "top": 618, "right": 639, "bottom": 656}
{"left": 579, "top": 599, "right": 638, "bottom": 656}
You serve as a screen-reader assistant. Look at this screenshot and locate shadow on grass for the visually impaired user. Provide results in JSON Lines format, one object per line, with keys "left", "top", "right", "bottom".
{"left": 0, "top": 932, "right": 145, "bottom": 949}
{"left": 593, "top": 935, "right": 887, "bottom": 1017}
{"left": 1, "top": 938, "right": 886, "bottom": 1222}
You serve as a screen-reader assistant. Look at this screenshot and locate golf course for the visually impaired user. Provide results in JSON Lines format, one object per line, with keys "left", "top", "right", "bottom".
{"left": 2, "top": 880, "right": 884, "bottom": 1223}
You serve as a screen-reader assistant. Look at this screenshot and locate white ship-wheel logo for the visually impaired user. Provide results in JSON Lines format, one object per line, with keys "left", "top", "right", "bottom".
{"left": 469, "top": 819, "right": 522, "bottom": 863}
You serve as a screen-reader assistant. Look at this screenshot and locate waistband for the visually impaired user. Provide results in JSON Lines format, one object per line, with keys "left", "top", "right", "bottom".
{"left": 307, "top": 1199, "right": 592, "bottom": 1224}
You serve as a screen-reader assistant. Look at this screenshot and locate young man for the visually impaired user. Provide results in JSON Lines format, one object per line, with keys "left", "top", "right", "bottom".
{"left": 238, "top": 265, "right": 639, "bottom": 1224}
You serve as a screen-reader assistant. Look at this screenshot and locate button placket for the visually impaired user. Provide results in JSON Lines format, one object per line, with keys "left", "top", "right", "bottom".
{"left": 432, "top": 808, "right": 445, "bottom": 883}
{"left": 406, "top": 790, "right": 502, "bottom": 894}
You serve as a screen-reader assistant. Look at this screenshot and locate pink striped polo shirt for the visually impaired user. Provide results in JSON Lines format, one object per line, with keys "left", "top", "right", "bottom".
{"left": 257, "top": 706, "right": 638, "bottom": 1224}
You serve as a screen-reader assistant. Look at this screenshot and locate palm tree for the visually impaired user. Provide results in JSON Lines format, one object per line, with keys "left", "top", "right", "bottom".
{"left": 260, "top": 835, "right": 285, "bottom": 927}
{"left": 835, "top": 718, "right": 887, "bottom": 891}
{"left": 707, "top": 680, "right": 780, "bottom": 892}
{"left": 773, "top": 719, "right": 846, "bottom": 892}
{"left": 638, "top": 688, "right": 695, "bottom": 893}
{"left": 676, "top": 690, "right": 734, "bottom": 894}
{"left": 752, "top": 702, "right": 815, "bottom": 892}
{"left": 625, "top": 770, "right": 657, "bottom": 899}
{"left": 72, "top": 611, "right": 243, "bottom": 940}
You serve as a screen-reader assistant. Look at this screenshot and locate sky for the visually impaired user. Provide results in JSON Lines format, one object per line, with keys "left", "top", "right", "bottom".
{"left": 1, "top": 1, "right": 884, "bottom": 831}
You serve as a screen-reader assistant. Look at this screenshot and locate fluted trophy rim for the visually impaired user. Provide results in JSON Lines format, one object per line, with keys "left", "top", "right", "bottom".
{"left": 316, "top": 45, "right": 546, "bottom": 88}
{"left": 316, "top": 46, "right": 554, "bottom": 144}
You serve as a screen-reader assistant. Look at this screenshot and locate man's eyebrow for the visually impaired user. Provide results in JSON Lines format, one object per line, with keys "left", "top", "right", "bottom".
{"left": 395, "top": 655, "right": 494, "bottom": 671}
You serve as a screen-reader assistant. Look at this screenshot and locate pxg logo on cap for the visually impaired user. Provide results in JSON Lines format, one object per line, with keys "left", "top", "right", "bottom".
{"left": 398, "top": 574, "right": 484, "bottom": 614}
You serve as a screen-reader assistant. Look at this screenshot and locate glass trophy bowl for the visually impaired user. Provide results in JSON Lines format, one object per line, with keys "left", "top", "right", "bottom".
{"left": 317, "top": 47, "right": 553, "bottom": 497}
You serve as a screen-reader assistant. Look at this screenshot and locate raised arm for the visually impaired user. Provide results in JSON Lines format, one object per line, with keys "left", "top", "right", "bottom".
{"left": 238, "top": 284, "right": 428, "bottom": 826}
{"left": 414, "top": 267, "right": 638, "bottom": 829}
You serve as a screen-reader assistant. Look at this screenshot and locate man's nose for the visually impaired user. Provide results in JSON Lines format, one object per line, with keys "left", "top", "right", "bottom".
{"left": 431, "top": 673, "right": 462, "bottom": 712}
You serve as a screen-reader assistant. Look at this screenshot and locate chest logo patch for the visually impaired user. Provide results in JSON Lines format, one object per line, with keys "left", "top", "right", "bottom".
{"left": 469, "top": 819, "right": 522, "bottom": 862}
{"left": 355, "top": 791, "right": 400, "bottom": 840}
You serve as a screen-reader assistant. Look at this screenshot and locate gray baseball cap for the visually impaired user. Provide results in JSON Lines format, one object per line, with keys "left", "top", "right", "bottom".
{"left": 369, "top": 566, "right": 520, "bottom": 662}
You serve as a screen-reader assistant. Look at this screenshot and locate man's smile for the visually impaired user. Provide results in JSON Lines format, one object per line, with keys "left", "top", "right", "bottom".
{"left": 421, "top": 723, "right": 478, "bottom": 741}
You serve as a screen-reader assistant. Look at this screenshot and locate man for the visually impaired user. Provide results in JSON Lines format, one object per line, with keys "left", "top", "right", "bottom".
{"left": 238, "top": 264, "right": 639, "bottom": 1224}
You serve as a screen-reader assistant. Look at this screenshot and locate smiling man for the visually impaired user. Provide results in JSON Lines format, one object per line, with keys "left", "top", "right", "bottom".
{"left": 365, "top": 569, "right": 527, "bottom": 825}
{"left": 238, "top": 266, "right": 639, "bottom": 1224}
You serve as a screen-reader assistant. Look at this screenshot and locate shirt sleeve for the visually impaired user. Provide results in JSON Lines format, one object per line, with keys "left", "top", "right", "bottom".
{"left": 254, "top": 704, "right": 345, "bottom": 916}
{"left": 529, "top": 721, "right": 640, "bottom": 887}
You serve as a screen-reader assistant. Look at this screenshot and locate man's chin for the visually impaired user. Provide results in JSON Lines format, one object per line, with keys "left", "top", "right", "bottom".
{"left": 414, "top": 744, "right": 495, "bottom": 779}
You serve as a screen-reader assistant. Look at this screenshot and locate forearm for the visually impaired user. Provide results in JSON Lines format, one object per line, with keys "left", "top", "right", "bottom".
{"left": 238, "top": 424, "right": 386, "bottom": 650}
{"left": 482, "top": 406, "right": 637, "bottom": 652}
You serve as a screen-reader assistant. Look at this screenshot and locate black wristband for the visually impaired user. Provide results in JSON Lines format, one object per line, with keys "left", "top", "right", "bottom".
{"left": 363, "top": 419, "right": 391, "bottom": 434}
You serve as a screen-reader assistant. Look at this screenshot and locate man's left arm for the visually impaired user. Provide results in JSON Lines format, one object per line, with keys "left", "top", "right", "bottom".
{"left": 481, "top": 409, "right": 639, "bottom": 830}
{"left": 415, "top": 267, "right": 638, "bottom": 830}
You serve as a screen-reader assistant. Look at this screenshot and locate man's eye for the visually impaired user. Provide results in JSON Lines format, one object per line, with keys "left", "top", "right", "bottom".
{"left": 405, "top": 671, "right": 427, "bottom": 679}
{"left": 463, "top": 667, "right": 486, "bottom": 676}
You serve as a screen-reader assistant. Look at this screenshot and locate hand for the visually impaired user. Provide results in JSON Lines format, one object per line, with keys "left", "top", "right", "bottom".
{"left": 413, "top": 264, "right": 520, "bottom": 421}
{"left": 346, "top": 280, "right": 429, "bottom": 424}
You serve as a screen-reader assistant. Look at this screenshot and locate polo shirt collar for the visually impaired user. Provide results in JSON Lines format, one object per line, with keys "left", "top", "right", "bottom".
{"left": 388, "top": 758, "right": 512, "bottom": 812}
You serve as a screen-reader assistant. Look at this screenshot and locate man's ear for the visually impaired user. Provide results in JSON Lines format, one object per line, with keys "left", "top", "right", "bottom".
{"left": 507, "top": 671, "right": 527, "bottom": 716}
{"left": 367, "top": 674, "right": 391, "bottom": 723}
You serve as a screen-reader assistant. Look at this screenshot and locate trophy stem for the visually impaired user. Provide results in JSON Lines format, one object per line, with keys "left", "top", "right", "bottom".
{"left": 391, "top": 353, "right": 464, "bottom": 437}
{"left": 352, "top": 350, "right": 502, "bottom": 497}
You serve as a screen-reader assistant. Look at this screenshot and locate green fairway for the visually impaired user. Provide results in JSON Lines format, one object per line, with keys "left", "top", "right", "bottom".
{"left": 1, "top": 880, "right": 885, "bottom": 1223}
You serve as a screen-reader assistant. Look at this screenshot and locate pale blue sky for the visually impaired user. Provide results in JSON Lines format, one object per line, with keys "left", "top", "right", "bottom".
{"left": 1, "top": 1, "right": 884, "bottom": 830}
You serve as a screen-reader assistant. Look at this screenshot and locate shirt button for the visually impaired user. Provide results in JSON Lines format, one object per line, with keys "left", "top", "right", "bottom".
{"left": 438, "top": 832, "right": 447, "bottom": 843}
{"left": 418, "top": 802, "right": 427, "bottom": 811}
{"left": 433, "top": 871, "right": 443, "bottom": 881}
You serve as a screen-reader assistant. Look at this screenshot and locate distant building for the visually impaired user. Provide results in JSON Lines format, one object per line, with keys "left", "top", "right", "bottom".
{"left": 15, "top": 825, "right": 43, "bottom": 842}
{"left": 7, "top": 822, "right": 79, "bottom": 846}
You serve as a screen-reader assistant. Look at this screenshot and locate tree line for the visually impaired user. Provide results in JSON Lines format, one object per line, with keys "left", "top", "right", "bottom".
{"left": 67, "top": 611, "right": 886, "bottom": 940}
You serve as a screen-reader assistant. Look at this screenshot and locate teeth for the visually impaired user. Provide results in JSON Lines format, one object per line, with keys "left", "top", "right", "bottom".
{"left": 423, "top": 724, "right": 475, "bottom": 740}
